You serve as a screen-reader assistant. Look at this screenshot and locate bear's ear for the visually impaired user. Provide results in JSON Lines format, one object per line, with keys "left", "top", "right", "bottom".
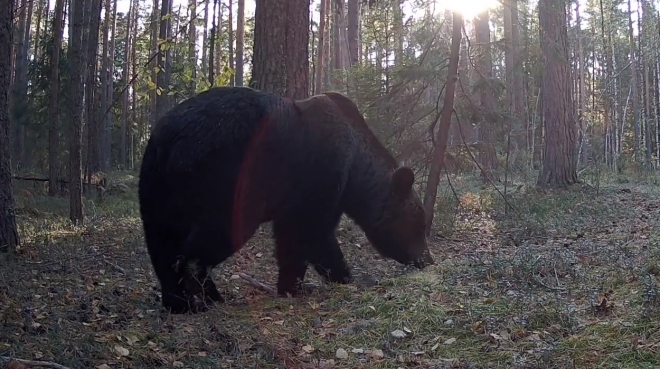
{"left": 391, "top": 166, "right": 415, "bottom": 196}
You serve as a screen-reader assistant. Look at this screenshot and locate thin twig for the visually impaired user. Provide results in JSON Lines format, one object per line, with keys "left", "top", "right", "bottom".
{"left": 238, "top": 273, "right": 276, "bottom": 294}
{"left": 0, "top": 356, "right": 72, "bottom": 369}
{"left": 103, "top": 258, "right": 126, "bottom": 274}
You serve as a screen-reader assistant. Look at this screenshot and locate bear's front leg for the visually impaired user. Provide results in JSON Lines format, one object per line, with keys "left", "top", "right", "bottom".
{"left": 309, "top": 233, "right": 352, "bottom": 285}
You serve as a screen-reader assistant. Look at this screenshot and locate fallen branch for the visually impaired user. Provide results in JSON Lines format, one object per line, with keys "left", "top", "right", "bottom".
{"left": 103, "top": 258, "right": 126, "bottom": 274}
{"left": 0, "top": 356, "right": 72, "bottom": 369}
{"left": 238, "top": 273, "right": 276, "bottom": 294}
{"left": 12, "top": 176, "right": 103, "bottom": 188}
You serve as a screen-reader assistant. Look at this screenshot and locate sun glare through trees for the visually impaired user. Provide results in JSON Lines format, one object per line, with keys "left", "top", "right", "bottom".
{"left": 433, "top": 0, "right": 498, "bottom": 18}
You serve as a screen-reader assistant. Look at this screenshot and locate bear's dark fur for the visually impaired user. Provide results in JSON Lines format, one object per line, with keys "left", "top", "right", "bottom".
{"left": 139, "top": 86, "right": 433, "bottom": 314}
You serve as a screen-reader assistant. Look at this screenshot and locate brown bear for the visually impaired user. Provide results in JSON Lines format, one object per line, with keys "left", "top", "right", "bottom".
{"left": 138, "top": 86, "right": 433, "bottom": 314}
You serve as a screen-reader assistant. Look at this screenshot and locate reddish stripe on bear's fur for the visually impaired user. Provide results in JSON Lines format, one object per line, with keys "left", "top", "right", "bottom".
{"left": 230, "top": 113, "right": 274, "bottom": 253}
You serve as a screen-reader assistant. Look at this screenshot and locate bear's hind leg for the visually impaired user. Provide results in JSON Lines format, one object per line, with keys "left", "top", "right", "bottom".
{"left": 272, "top": 220, "right": 310, "bottom": 297}
{"left": 181, "top": 261, "right": 224, "bottom": 305}
{"left": 143, "top": 223, "right": 200, "bottom": 314}
{"left": 157, "top": 258, "right": 201, "bottom": 314}
{"left": 178, "top": 221, "right": 233, "bottom": 307}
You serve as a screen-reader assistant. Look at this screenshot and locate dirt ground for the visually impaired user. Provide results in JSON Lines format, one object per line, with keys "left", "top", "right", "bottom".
{"left": 2, "top": 173, "right": 660, "bottom": 368}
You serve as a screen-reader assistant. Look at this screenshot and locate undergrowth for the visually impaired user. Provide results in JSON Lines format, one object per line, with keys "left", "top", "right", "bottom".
{"left": 1, "top": 171, "right": 660, "bottom": 368}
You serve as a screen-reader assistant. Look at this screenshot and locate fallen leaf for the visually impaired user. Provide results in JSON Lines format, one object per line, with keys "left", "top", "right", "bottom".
{"left": 444, "top": 337, "right": 457, "bottom": 345}
{"left": 114, "top": 345, "right": 130, "bottom": 357}
{"left": 6, "top": 361, "right": 27, "bottom": 369}
{"left": 371, "top": 349, "right": 384, "bottom": 359}
{"left": 336, "top": 348, "right": 349, "bottom": 359}
{"left": 391, "top": 329, "right": 407, "bottom": 338}
{"left": 351, "top": 348, "right": 364, "bottom": 354}
{"left": 124, "top": 334, "right": 139, "bottom": 346}
{"left": 96, "top": 365, "right": 112, "bottom": 369}
{"left": 302, "top": 345, "right": 314, "bottom": 353}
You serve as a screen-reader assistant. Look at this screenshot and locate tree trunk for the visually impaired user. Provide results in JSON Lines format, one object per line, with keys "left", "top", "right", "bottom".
{"left": 251, "top": 0, "right": 310, "bottom": 99}
{"left": 347, "top": 0, "right": 358, "bottom": 66}
{"left": 155, "top": 0, "right": 172, "bottom": 120}
{"left": 149, "top": 0, "right": 158, "bottom": 131}
{"left": 323, "top": 0, "right": 331, "bottom": 89}
{"left": 201, "top": 0, "right": 209, "bottom": 70}
{"left": 121, "top": 0, "right": 132, "bottom": 169}
{"left": 33, "top": 0, "right": 47, "bottom": 60}
{"left": 235, "top": 0, "right": 244, "bottom": 86}
{"left": 537, "top": 0, "right": 578, "bottom": 187}
{"left": 98, "top": 0, "right": 110, "bottom": 166}
{"left": 68, "top": 0, "right": 87, "bottom": 224}
{"left": 215, "top": 1, "right": 222, "bottom": 80}
{"left": 393, "top": 0, "right": 404, "bottom": 65}
{"left": 331, "top": 0, "right": 343, "bottom": 87}
{"left": 85, "top": 0, "right": 102, "bottom": 183}
{"left": 104, "top": 0, "right": 117, "bottom": 167}
{"left": 510, "top": 0, "right": 525, "bottom": 147}
{"left": 0, "top": 0, "right": 18, "bottom": 253}
{"left": 209, "top": 0, "right": 217, "bottom": 85}
{"left": 474, "top": 10, "right": 497, "bottom": 181}
{"left": 627, "top": 0, "right": 640, "bottom": 165}
{"left": 422, "top": 11, "right": 462, "bottom": 234}
{"left": 315, "top": 0, "right": 326, "bottom": 94}
{"left": 502, "top": 0, "right": 514, "bottom": 123}
{"left": 130, "top": 0, "right": 138, "bottom": 168}
{"left": 48, "top": 0, "right": 65, "bottom": 197}
{"left": 11, "top": 0, "right": 32, "bottom": 171}
{"left": 575, "top": 1, "right": 586, "bottom": 166}
{"left": 640, "top": 0, "right": 651, "bottom": 168}
{"left": 228, "top": 0, "right": 234, "bottom": 86}
{"left": 188, "top": 0, "right": 197, "bottom": 94}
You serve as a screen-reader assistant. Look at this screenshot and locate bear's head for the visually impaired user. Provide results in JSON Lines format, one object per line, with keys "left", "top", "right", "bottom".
{"left": 364, "top": 166, "right": 434, "bottom": 269}
{"left": 313, "top": 91, "right": 434, "bottom": 269}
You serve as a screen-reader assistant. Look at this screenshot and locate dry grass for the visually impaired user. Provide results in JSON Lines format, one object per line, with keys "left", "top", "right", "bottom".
{"left": 2, "top": 172, "right": 660, "bottom": 369}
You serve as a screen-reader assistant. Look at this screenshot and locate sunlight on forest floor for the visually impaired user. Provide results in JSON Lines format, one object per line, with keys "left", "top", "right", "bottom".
{"left": 2, "top": 171, "right": 660, "bottom": 368}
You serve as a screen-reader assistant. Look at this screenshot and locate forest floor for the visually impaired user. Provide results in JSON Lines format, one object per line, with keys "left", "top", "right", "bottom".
{"left": 2, "top": 170, "right": 660, "bottom": 369}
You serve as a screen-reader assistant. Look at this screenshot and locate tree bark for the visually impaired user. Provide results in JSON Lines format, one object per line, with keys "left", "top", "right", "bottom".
{"left": 474, "top": 10, "right": 497, "bottom": 181}
{"left": 208, "top": 0, "right": 217, "bottom": 85}
{"left": 85, "top": 0, "right": 102, "bottom": 182}
{"left": 121, "top": 0, "right": 132, "bottom": 169}
{"left": 422, "top": 11, "right": 462, "bottom": 234}
{"left": 0, "top": 0, "right": 19, "bottom": 253}
{"left": 103, "top": 0, "right": 117, "bottom": 167}
{"left": 235, "top": 0, "right": 244, "bottom": 86}
{"left": 68, "top": 0, "right": 87, "bottom": 224}
{"left": 201, "top": 0, "right": 208, "bottom": 70}
{"left": 315, "top": 0, "right": 327, "bottom": 94}
{"left": 537, "top": 0, "right": 578, "bottom": 187}
{"left": 48, "top": 0, "right": 65, "bottom": 197}
{"left": 331, "top": 0, "right": 343, "bottom": 87}
{"left": 188, "top": 0, "right": 197, "bottom": 93}
{"left": 347, "top": 0, "right": 358, "bottom": 66}
{"left": 33, "top": 0, "right": 48, "bottom": 61}
{"left": 11, "top": 0, "right": 32, "bottom": 170}
{"left": 228, "top": 0, "right": 234, "bottom": 86}
{"left": 155, "top": 0, "right": 172, "bottom": 120}
{"left": 510, "top": 0, "right": 525, "bottom": 146}
{"left": 627, "top": 0, "right": 640, "bottom": 164}
{"left": 148, "top": 0, "right": 158, "bottom": 131}
{"left": 251, "top": 0, "right": 310, "bottom": 99}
